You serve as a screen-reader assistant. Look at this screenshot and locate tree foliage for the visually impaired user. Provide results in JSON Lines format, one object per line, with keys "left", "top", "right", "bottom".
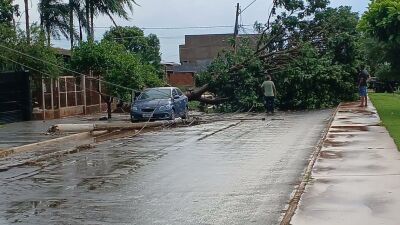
{"left": 70, "top": 40, "right": 163, "bottom": 101}
{"left": 103, "top": 26, "right": 162, "bottom": 70}
{"left": 359, "top": 0, "right": 400, "bottom": 80}
{"left": 0, "top": 0, "right": 19, "bottom": 25}
{"left": 196, "top": 1, "right": 360, "bottom": 111}
{"left": 0, "top": 24, "right": 63, "bottom": 77}
{"left": 38, "top": 0, "right": 71, "bottom": 46}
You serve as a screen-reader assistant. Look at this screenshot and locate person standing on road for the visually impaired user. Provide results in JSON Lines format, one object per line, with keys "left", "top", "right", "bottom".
{"left": 358, "top": 67, "right": 370, "bottom": 107}
{"left": 261, "top": 75, "right": 277, "bottom": 114}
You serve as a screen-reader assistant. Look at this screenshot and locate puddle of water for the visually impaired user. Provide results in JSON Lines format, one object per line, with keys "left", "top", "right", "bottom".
{"left": 323, "top": 139, "right": 350, "bottom": 147}
{"left": 331, "top": 125, "right": 369, "bottom": 132}
{"left": 319, "top": 150, "right": 343, "bottom": 159}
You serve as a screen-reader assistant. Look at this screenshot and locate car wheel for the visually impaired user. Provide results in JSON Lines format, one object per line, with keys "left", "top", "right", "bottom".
{"left": 131, "top": 117, "right": 137, "bottom": 123}
{"left": 182, "top": 107, "right": 189, "bottom": 119}
{"left": 170, "top": 109, "right": 176, "bottom": 120}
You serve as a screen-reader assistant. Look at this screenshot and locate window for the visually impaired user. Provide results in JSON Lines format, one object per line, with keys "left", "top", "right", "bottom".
{"left": 172, "top": 89, "right": 178, "bottom": 97}
{"left": 176, "top": 89, "right": 183, "bottom": 96}
{"left": 139, "top": 89, "right": 171, "bottom": 100}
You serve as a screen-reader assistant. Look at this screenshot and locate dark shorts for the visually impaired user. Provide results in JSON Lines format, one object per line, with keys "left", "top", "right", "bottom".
{"left": 359, "top": 86, "right": 367, "bottom": 97}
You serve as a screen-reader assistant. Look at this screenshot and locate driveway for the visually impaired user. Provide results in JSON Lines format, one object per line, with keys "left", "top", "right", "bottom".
{"left": 0, "top": 110, "right": 332, "bottom": 225}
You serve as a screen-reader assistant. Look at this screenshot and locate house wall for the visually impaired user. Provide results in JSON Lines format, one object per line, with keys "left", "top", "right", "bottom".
{"left": 167, "top": 72, "right": 195, "bottom": 87}
{"left": 179, "top": 33, "right": 259, "bottom": 66}
{"left": 179, "top": 34, "right": 232, "bottom": 65}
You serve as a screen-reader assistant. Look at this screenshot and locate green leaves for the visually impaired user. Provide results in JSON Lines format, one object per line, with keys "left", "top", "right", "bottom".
{"left": 196, "top": 3, "right": 360, "bottom": 112}
{"left": 359, "top": 0, "right": 400, "bottom": 44}
{"left": 0, "top": 0, "right": 18, "bottom": 25}
{"left": 359, "top": 0, "right": 400, "bottom": 79}
{"left": 103, "top": 26, "right": 162, "bottom": 68}
{"left": 0, "top": 24, "right": 63, "bottom": 78}
{"left": 70, "top": 40, "right": 163, "bottom": 101}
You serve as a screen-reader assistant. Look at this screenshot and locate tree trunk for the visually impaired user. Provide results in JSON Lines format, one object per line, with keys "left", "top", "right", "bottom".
{"left": 46, "top": 25, "right": 51, "bottom": 47}
{"left": 186, "top": 84, "right": 210, "bottom": 101}
{"left": 90, "top": 2, "right": 94, "bottom": 41}
{"left": 85, "top": 0, "right": 90, "bottom": 41}
{"left": 12, "top": 17, "right": 16, "bottom": 32}
{"left": 23, "top": 0, "right": 30, "bottom": 44}
{"left": 69, "top": 0, "right": 74, "bottom": 50}
{"left": 107, "top": 97, "right": 113, "bottom": 119}
{"left": 78, "top": 18, "right": 83, "bottom": 42}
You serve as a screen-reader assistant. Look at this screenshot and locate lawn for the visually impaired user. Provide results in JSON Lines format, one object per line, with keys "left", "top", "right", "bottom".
{"left": 370, "top": 93, "right": 400, "bottom": 150}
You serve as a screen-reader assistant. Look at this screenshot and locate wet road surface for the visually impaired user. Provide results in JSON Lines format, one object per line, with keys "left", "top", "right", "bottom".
{"left": 0, "top": 113, "right": 130, "bottom": 149}
{"left": 0, "top": 111, "right": 332, "bottom": 225}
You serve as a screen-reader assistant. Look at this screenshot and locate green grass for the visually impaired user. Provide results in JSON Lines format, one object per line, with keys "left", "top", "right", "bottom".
{"left": 370, "top": 93, "right": 400, "bottom": 150}
{"left": 188, "top": 101, "right": 201, "bottom": 111}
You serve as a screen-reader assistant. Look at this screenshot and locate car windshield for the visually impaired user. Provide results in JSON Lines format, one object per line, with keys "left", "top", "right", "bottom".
{"left": 138, "top": 89, "right": 171, "bottom": 100}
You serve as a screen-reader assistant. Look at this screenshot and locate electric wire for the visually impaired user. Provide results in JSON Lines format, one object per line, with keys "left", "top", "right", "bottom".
{"left": 241, "top": 0, "right": 258, "bottom": 14}
{"left": 0, "top": 54, "right": 174, "bottom": 137}
{"left": 0, "top": 43, "right": 136, "bottom": 92}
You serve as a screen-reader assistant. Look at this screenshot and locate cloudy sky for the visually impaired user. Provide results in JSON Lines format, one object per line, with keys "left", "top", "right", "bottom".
{"left": 15, "top": 0, "right": 370, "bottom": 62}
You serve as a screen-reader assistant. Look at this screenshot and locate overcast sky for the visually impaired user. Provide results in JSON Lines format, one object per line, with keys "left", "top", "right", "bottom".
{"left": 15, "top": 0, "right": 370, "bottom": 63}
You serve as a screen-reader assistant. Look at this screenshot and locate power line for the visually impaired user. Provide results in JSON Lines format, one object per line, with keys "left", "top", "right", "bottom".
{"left": 15, "top": 22, "right": 252, "bottom": 30}
{"left": 241, "top": 0, "right": 258, "bottom": 14}
{"left": 0, "top": 54, "right": 169, "bottom": 131}
{"left": 0, "top": 43, "right": 135, "bottom": 92}
{"left": 0, "top": 44, "right": 179, "bottom": 101}
{"left": 0, "top": 54, "right": 106, "bottom": 96}
{"left": 52, "top": 36, "right": 185, "bottom": 41}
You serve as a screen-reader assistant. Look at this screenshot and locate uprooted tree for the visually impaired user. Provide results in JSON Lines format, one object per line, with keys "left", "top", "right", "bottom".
{"left": 188, "top": 0, "right": 360, "bottom": 111}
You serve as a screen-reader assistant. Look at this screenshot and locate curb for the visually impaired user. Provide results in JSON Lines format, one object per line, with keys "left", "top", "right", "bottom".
{"left": 279, "top": 103, "right": 341, "bottom": 225}
{"left": 0, "top": 132, "right": 93, "bottom": 159}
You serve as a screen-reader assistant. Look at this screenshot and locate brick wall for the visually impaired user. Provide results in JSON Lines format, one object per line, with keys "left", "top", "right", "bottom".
{"left": 167, "top": 72, "right": 195, "bottom": 87}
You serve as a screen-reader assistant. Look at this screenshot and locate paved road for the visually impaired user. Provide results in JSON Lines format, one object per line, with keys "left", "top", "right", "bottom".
{"left": 0, "top": 110, "right": 332, "bottom": 225}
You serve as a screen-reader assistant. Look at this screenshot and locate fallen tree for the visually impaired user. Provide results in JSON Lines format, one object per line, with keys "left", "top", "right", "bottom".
{"left": 189, "top": 1, "right": 360, "bottom": 111}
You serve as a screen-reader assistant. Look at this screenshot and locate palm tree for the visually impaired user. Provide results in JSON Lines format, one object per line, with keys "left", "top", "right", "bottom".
{"left": 68, "top": 0, "right": 87, "bottom": 49}
{"left": 85, "top": 0, "right": 138, "bottom": 41}
{"left": 38, "top": 0, "right": 70, "bottom": 46}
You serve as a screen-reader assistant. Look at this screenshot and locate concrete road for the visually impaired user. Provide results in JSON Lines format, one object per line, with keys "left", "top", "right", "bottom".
{"left": 0, "top": 110, "right": 332, "bottom": 225}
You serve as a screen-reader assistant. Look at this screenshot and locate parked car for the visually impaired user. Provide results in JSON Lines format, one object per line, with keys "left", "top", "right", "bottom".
{"left": 131, "top": 87, "right": 189, "bottom": 122}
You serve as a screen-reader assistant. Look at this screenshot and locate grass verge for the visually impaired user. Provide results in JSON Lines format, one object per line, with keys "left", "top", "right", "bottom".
{"left": 370, "top": 93, "right": 400, "bottom": 150}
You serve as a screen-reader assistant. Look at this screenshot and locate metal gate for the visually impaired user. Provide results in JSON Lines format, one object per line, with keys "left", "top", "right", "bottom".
{"left": 0, "top": 72, "right": 31, "bottom": 123}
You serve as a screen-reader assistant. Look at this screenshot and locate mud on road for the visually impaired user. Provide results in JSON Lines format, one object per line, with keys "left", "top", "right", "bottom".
{"left": 0, "top": 110, "right": 332, "bottom": 225}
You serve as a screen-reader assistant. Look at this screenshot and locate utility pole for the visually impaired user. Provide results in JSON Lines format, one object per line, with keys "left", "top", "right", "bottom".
{"left": 233, "top": 3, "right": 240, "bottom": 51}
{"left": 24, "top": 0, "right": 30, "bottom": 44}
{"left": 234, "top": 3, "right": 240, "bottom": 37}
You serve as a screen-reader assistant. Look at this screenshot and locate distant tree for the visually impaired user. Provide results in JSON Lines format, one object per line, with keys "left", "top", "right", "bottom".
{"left": 358, "top": 0, "right": 400, "bottom": 78}
{"left": 84, "top": 0, "right": 138, "bottom": 41}
{"left": 359, "top": 0, "right": 400, "bottom": 43}
{"left": 70, "top": 40, "right": 163, "bottom": 118}
{"left": 0, "top": 0, "right": 19, "bottom": 26}
{"left": 68, "top": 0, "right": 87, "bottom": 48}
{"left": 103, "top": 26, "right": 163, "bottom": 74}
{"left": 39, "top": 0, "right": 71, "bottom": 46}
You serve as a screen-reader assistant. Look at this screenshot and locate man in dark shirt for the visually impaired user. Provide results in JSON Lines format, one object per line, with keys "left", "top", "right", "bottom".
{"left": 358, "top": 67, "right": 370, "bottom": 107}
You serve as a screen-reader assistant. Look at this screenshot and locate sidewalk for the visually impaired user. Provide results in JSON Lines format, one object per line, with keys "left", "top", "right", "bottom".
{"left": 291, "top": 101, "right": 400, "bottom": 225}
